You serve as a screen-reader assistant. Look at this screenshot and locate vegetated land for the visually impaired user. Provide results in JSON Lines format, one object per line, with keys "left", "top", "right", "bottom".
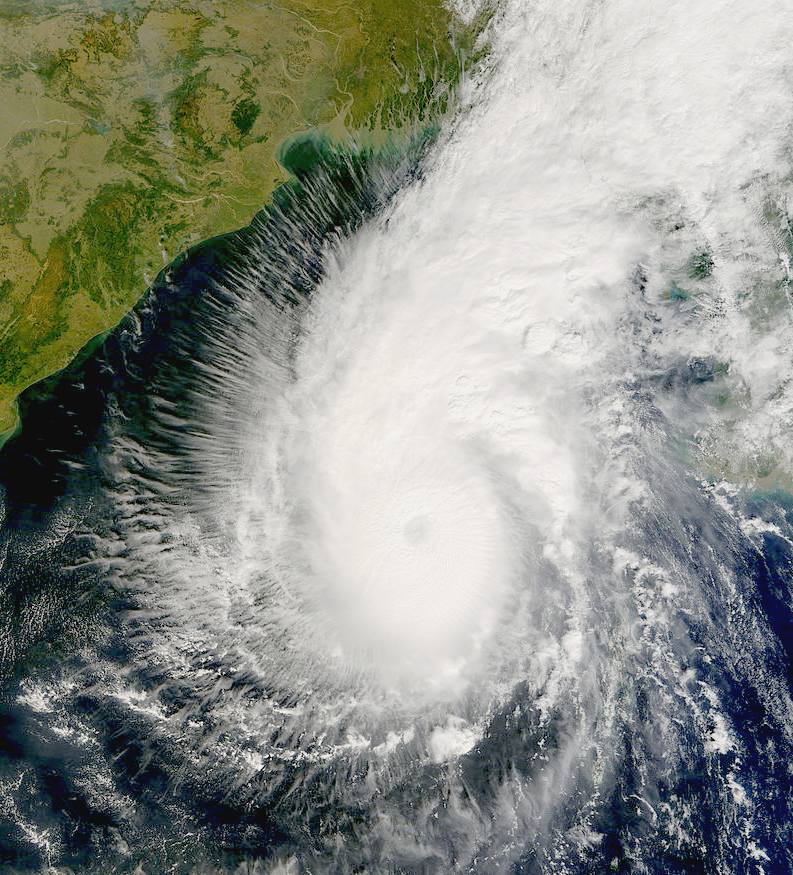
{"left": 0, "top": 0, "right": 482, "bottom": 437}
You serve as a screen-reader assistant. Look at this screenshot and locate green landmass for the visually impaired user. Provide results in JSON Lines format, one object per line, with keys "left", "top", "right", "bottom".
{"left": 0, "top": 0, "right": 485, "bottom": 438}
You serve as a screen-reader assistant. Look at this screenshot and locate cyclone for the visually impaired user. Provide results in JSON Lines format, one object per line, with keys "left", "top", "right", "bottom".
{"left": 1, "top": 0, "right": 793, "bottom": 873}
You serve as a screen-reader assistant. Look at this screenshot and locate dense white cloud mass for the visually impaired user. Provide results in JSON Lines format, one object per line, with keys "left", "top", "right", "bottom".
{"left": 5, "top": 1, "right": 793, "bottom": 871}
{"left": 229, "top": 0, "right": 793, "bottom": 693}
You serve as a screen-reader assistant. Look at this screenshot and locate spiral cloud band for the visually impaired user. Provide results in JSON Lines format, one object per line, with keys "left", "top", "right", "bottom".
{"left": 1, "top": 0, "right": 792, "bottom": 872}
